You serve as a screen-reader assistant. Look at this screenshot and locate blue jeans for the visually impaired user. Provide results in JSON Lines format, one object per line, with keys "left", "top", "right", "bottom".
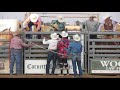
{"left": 46, "top": 50, "right": 57, "bottom": 74}
{"left": 72, "top": 53, "right": 82, "bottom": 76}
{"left": 10, "top": 49, "right": 22, "bottom": 74}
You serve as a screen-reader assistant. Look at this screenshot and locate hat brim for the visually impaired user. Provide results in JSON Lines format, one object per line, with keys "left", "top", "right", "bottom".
{"left": 50, "top": 34, "right": 58, "bottom": 40}
{"left": 58, "top": 19, "right": 64, "bottom": 22}
{"left": 61, "top": 33, "right": 68, "bottom": 37}
{"left": 90, "top": 16, "right": 96, "bottom": 18}
{"left": 30, "top": 18, "right": 38, "bottom": 22}
{"left": 73, "top": 36, "right": 80, "bottom": 41}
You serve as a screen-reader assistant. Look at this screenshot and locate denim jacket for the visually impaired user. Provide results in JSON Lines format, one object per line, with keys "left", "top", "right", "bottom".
{"left": 67, "top": 41, "right": 82, "bottom": 54}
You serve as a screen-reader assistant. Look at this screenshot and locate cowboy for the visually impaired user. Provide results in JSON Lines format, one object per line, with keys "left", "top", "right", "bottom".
{"left": 43, "top": 33, "right": 59, "bottom": 75}
{"left": 23, "top": 14, "right": 41, "bottom": 39}
{"left": 57, "top": 31, "right": 70, "bottom": 76}
{"left": 51, "top": 16, "right": 65, "bottom": 31}
{"left": 98, "top": 16, "right": 118, "bottom": 38}
{"left": 67, "top": 34, "right": 83, "bottom": 78}
{"left": 83, "top": 15, "right": 100, "bottom": 39}
{"left": 10, "top": 30, "right": 33, "bottom": 75}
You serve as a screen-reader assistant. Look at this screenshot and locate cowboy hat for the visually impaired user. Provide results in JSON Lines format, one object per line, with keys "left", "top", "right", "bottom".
{"left": 73, "top": 34, "right": 80, "bottom": 41}
{"left": 89, "top": 15, "right": 96, "bottom": 18}
{"left": 50, "top": 33, "right": 58, "bottom": 40}
{"left": 103, "top": 15, "right": 112, "bottom": 20}
{"left": 30, "top": 14, "right": 39, "bottom": 22}
{"left": 57, "top": 16, "right": 64, "bottom": 22}
{"left": 12, "top": 30, "right": 23, "bottom": 36}
{"left": 61, "top": 31, "right": 68, "bottom": 37}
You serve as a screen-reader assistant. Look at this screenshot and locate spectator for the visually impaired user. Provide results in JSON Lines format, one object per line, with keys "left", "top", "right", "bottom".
{"left": 51, "top": 16, "right": 65, "bottom": 31}
{"left": 98, "top": 16, "right": 118, "bottom": 39}
{"left": 23, "top": 14, "right": 41, "bottom": 39}
{"left": 83, "top": 15, "right": 100, "bottom": 39}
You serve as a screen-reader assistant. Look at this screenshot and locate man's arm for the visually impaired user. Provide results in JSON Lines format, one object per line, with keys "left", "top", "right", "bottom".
{"left": 23, "top": 17, "right": 30, "bottom": 28}
{"left": 112, "top": 20, "right": 117, "bottom": 31}
{"left": 42, "top": 38, "right": 49, "bottom": 44}
{"left": 36, "top": 17, "right": 41, "bottom": 30}
{"left": 19, "top": 39, "right": 32, "bottom": 47}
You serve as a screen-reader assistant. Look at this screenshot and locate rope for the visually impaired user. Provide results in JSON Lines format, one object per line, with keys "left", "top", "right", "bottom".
{"left": 25, "top": 39, "right": 70, "bottom": 57}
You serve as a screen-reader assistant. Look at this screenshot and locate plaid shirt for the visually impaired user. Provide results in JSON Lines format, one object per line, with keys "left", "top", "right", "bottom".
{"left": 10, "top": 36, "right": 30, "bottom": 49}
{"left": 57, "top": 37, "right": 70, "bottom": 58}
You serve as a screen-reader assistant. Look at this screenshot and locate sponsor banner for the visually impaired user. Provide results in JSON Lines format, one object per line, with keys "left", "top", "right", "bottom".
{"left": 0, "top": 59, "right": 16, "bottom": 74}
{"left": 91, "top": 59, "right": 120, "bottom": 73}
{"left": 25, "top": 60, "right": 81, "bottom": 74}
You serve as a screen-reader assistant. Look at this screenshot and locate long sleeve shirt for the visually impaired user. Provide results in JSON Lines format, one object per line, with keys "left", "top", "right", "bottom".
{"left": 10, "top": 36, "right": 30, "bottom": 49}
{"left": 67, "top": 41, "right": 82, "bottom": 54}
{"left": 57, "top": 38, "right": 70, "bottom": 58}
{"left": 43, "top": 39, "right": 58, "bottom": 50}
{"left": 23, "top": 16, "right": 41, "bottom": 30}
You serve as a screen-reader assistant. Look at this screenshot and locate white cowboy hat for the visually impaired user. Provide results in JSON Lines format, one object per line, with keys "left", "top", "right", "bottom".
{"left": 73, "top": 34, "right": 80, "bottom": 41}
{"left": 61, "top": 31, "right": 68, "bottom": 37}
{"left": 50, "top": 33, "right": 58, "bottom": 40}
{"left": 30, "top": 14, "right": 39, "bottom": 22}
{"left": 57, "top": 16, "right": 64, "bottom": 22}
{"left": 103, "top": 15, "right": 112, "bottom": 20}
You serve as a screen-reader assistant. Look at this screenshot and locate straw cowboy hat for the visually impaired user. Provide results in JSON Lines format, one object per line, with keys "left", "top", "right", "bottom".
{"left": 57, "top": 16, "right": 64, "bottom": 22}
{"left": 73, "top": 34, "right": 81, "bottom": 41}
{"left": 30, "top": 14, "right": 39, "bottom": 22}
{"left": 12, "top": 30, "right": 23, "bottom": 36}
{"left": 50, "top": 33, "right": 58, "bottom": 40}
{"left": 61, "top": 31, "right": 68, "bottom": 37}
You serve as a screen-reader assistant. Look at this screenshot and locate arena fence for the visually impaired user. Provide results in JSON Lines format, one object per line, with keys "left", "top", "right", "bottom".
{"left": 88, "top": 31, "right": 120, "bottom": 75}
{"left": 23, "top": 31, "right": 86, "bottom": 74}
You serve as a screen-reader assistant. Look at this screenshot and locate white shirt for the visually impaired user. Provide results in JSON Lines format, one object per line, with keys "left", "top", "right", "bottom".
{"left": 43, "top": 39, "right": 58, "bottom": 50}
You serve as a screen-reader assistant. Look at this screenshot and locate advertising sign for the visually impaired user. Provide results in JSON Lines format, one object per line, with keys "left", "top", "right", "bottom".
{"left": 25, "top": 60, "right": 81, "bottom": 74}
{"left": 0, "top": 59, "right": 16, "bottom": 74}
{"left": 91, "top": 59, "right": 120, "bottom": 73}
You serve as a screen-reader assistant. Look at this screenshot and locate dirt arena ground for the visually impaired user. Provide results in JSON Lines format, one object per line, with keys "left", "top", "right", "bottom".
{"left": 0, "top": 74, "right": 120, "bottom": 78}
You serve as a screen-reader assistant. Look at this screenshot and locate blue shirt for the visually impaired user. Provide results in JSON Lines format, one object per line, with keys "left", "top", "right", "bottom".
{"left": 67, "top": 41, "right": 82, "bottom": 54}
